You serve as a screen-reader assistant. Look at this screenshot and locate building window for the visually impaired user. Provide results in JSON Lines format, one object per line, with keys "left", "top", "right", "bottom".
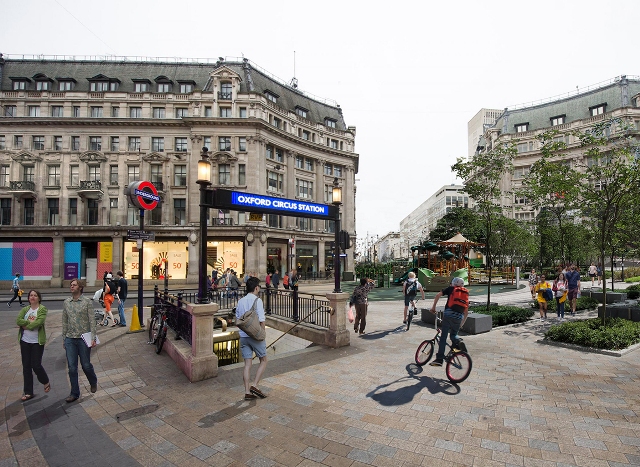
{"left": 48, "top": 165, "right": 61, "bottom": 186}
{"left": 0, "top": 136, "right": 4, "bottom": 150}
{"left": 219, "top": 136, "right": 231, "bottom": 151}
{"left": 110, "top": 136, "right": 119, "bottom": 151}
{"left": 58, "top": 81, "right": 74, "bottom": 91}
{"left": 130, "top": 107, "right": 142, "bottom": 118}
{"left": 267, "top": 214, "right": 282, "bottom": 228}
{"left": 239, "top": 107, "right": 247, "bottom": 118}
{"left": 157, "top": 83, "right": 171, "bottom": 93}
{"left": 90, "top": 81, "right": 109, "bottom": 92}
{"left": 305, "top": 159, "right": 314, "bottom": 171}
{"left": 334, "top": 166, "right": 342, "bottom": 177}
{"left": 51, "top": 106, "right": 64, "bottom": 117}
{"left": 220, "top": 107, "right": 232, "bottom": 118}
{"left": 150, "top": 165, "right": 162, "bottom": 184}
{"left": 0, "top": 165, "right": 9, "bottom": 186}
{"left": 24, "top": 199, "right": 35, "bottom": 225}
{"left": 70, "top": 165, "right": 79, "bottom": 186}
{"left": 109, "top": 165, "right": 119, "bottom": 185}
{"left": 265, "top": 91, "right": 277, "bottom": 103}
{"left": 204, "top": 106, "right": 212, "bottom": 117}
{"left": 267, "top": 171, "right": 283, "bottom": 193}
{"left": 515, "top": 123, "right": 529, "bottom": 133}
{"left": 0, "top": 199, "right": 11, "bottom": 225}
{"left": 512, "top": 166, "right": 530, "bottom": 179}
{"left": 174, "top": 199, "right": 186, "bottom": 225}
{"left": 325, "top": 219, "right": 336, "bottom": 233}
{"left": 14, "top": 136, "right": 23, "bottom": 149}
{"left": 108, "top": 198, "right": 118, "bottom": 225}
{"left": 33, "top": 136, "right": 45, "bottom": 150}
{"left": 272, "top": 117, "right": 281, "bottom": 129}
{"left": 36, "top": 81, "right": 51, "bottom": 91}
{"left": 12, "top": 80, "right": 27, "bottom": 90}
{"left": 238, "top": 164, "right": 246, "bottom": 185}
{"left": 219, "top": 82, "right": 232, "bottom": 100}
{"left": 111, "top": 107, "right": 119, "bottom": 119}
{"left": 73, "top": 106, "right": 80, "bottom": 117}
{"left": 296, "top": 156, "right": 304, "bottom": 169}
{"left": 153, "top": 107, "right": 166, "bottom": 119}
{"left": 90, "top": 106, "right": 103, "bottom": 118}
{"left": 151, "top": 137, "right": 164, "bottom": 152}
{"left": 134, "top": 82, "right": 149, "bottom": 92}
{"left": 275, "top": 147, "right": 283, "bottom": 162}
{"left": 218, "top": 164, "right": 231, "bottom": 185}
{"left": 551, "top": 115, "right": 565, "bottom": 126}
{"left": 47, "top": 198, "right": 59, "bottom": 225}
{"left": 127, "top": 206, "right": 139, "bottom": 225}
{"left": 175, "top": 108, "right": 188, "bottom": 118}
{"left": 88, "top": 165, "right": 100, "bottom": 182}
{"left": 54, "top": 136, "right": 63, "bottom": 150}
{"left": 590, "top": 104, "right": 606, "bottom": 116}
{"left": 89, "top": 136, "right": 102, "bottom": 151}
{"left": 302, "top": 130, "right": 310, "bottom": 140}
{"left": 174, "top": 165, "right": 187, "bottom": 186}
{"left": 150, "top": 204, "right": 162, "bottom": 225}
{"left": 23, "top": 166, "right": 34, "bottom": 183}
{"left": 329, "top": 139, "right": 338, "bottom": 149}
{"left": 325, "top": 118, "right": 336, "bottom": 128}
{"left": 87, "top": 199, "right": 99, "bottom": 225}
{"left": 127, "top": 165, "right": 139, "bottom": 184}
{"left": 175, "top": 137, "right": 188, "bottom": 152}
{"left": 128, "top": 136, "right": 141, "bottom": 151}
{"left": 4, "top": 105, "right": 17, "bottom": 117}
{"left": 71, "top": 136, "right": 80, "bottom": 151}
{"left": 324, "top": 185, "right": 334, "bottom": 203}
{"left": 296, "top": 107, "right": 308, "bottom": 118}
{"left": 297, "top": 218, "right": 313, "bottom": 231}
{"left": 203, "top": 137, "right": 211, "bottom": 151}
{"left": 296, "top": 179, "right": 313, "bottom": 199}
{"left": 69, "top": 198, "right": 77, "bottom": 225}
{"left": 517, "top": 141, "right": 534, "bottom": 153}
{"left": 28, "top": 106, "right": 40, "bottom": 117}
{"left": 180, "top": 83, "right": 193, "bottom": 93}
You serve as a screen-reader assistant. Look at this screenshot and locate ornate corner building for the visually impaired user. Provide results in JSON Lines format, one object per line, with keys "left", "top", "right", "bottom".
{"left": 0, "top": 54, "right": 358, "bottom": 287}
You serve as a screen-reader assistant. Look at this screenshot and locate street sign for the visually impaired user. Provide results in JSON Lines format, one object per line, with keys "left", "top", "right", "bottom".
{"left": 126, "top": 181, "right": 160, "bottom": 210}
{"left": 127, "top": 230, "right": 155, "bottom": 241}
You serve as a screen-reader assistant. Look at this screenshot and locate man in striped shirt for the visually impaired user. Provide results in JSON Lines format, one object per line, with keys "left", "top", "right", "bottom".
{"left": 62, "top": 279, "right": 98, "bottom": 403}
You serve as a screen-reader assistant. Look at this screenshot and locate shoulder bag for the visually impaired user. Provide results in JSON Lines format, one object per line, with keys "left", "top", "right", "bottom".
{"left": 236, "top": 296, "right": 266, "bottom": 341}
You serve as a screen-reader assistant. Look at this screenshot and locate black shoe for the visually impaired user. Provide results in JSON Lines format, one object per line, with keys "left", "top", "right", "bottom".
{"left": 65, "top": 395, "right": 79, "bottom": 403}
{"left": 90, "top": 384, "right": 97, "bottom": 393}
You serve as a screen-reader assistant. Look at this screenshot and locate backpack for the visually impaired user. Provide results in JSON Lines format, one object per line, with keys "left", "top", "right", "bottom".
{"left": 105, "top": 280, "right": 117, "bottom": 295}
{"left": 450, "top": 286, "right": 469, "bottom": 313}
{"left": 405, "top": 280, "right": 418, "bottom": 296}
{"left": 283, "top": 274, "right": 289, "bottom": 286}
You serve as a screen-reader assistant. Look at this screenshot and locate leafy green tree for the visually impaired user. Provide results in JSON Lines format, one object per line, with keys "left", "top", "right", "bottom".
{"left": 452, "top": 143, "right": 517, "bottom": 308}
{"left": 428, "top": 207, "right": 484, "bottom": 243}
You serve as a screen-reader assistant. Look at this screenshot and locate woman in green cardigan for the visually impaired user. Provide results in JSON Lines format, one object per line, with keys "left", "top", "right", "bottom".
{"left": 16, "top": 290, "right": 50, "bottom": 401}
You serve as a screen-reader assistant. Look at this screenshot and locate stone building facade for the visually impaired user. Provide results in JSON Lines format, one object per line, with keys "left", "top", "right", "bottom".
{"left": 0, "top": 55, "right": 357, "bottom": 287}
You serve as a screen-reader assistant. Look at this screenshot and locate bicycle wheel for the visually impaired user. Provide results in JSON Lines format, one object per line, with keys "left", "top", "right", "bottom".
{"left": 155, "top": 323, "right": 167, "bottom": 354}
{"left": 415, "top": 339, "right": 434, "bottom": 366}
{"left": 148, "top": 314, "right": 160, "bottom": 344}
{"left": 406, "top": 308, "right": 413, "bottom": 330}
{"left": 446, "top": 351, "right": 473, "bottom": 384}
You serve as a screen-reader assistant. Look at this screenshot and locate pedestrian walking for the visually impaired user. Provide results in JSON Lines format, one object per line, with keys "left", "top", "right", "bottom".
{"left": 351, "top": 278, "right": 375, "bottom": 335}
{"left": 17, "top": 290, "right": 50, "bottom": 401}
{"left": 116, "top": 270, "right": 128, "bottom": 327}
{"left": 528, "top": 269, "right": 538, "bottom": 300}
{"left": 564, "top": 264, "right": 581, "bottom": 315}
{"left": 588, "top": 263, "right": 597, "bottom": 287}
{"left": 534, "top": 274, "right": 552, "bottom": 320}
{"left": 8, "top": 273, "right": 24, "bottom": 307}
{"left": 271, "top": 271, "right": 280, "bottom": 289}
{"left": 597, "top": 264, "right": 602, "bottom": 286}
{"left": 62, "top": 279, "right": 98, "bottom": 403}
{"left": 554, "top": 273, "right": 568, "bottom": 320}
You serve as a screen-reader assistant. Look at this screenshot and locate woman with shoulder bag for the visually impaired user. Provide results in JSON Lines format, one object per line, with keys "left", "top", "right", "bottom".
{"left": 534, "top": 274, "right": 552, "bottom": 320}
{"left": 554, "top": 273, "right": 568, "bottom": 320}
{"left": 235, "top": 277, "right": 268, "bottom": 400}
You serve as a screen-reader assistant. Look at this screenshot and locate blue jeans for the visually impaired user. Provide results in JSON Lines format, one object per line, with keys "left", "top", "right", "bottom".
{"left": 118, "top": 299, "right": 126, "bottom": 325}
{"left": 436, "top": 310, "right": 462, "bottom": 362}
{"left": 556, "top": 298, "right": 565, "bottom": 318}
{"left": 64, "top": 337, "right": 98, "bottom": 398}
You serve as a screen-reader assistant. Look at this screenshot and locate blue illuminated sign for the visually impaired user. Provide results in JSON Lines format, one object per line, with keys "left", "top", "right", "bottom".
{"left": 230, "top": 192, "right": 330, "bottom": 217}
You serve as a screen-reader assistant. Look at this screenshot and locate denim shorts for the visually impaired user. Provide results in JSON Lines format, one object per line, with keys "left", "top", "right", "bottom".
{"left": 240, "top": 336, "right": 267, "bottom": 359}
{"left": 404, "top": 295, "right": 417, "bottom": 306}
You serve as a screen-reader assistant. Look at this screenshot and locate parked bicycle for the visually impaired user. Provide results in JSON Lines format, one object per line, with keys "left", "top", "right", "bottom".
{"left": 414, "top": 310, "right": 472, "bottom": 383}
{"left": 406, "top": 298, "right": 419, "bottom": 331}
{"left": 148, "top": 306, "right": 170, "bottom": 354}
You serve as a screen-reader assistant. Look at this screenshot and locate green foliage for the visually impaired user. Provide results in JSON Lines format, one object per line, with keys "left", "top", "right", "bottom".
{"left": 470, "top": 305, "right": 535, "bottom": 327}
{"left": 544, "top": 318, "right": 640, "bottom": 350}
{"left": 624, "top": 284, "right": 640, "bottom": 299}
{"left": 624, "top": 276, "right": 640, "bottom": 283}
{"left": 428, "top": 207, "right": 484, "bottom": 243}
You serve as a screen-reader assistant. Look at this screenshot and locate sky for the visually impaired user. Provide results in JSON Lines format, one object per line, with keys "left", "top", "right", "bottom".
{"left": 2, "top": 0, "right": 638, "bottom": 247}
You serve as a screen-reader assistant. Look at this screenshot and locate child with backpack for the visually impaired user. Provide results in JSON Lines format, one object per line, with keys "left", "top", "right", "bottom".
{"left": 102, "top": 272, "right": 118, "bottom": 326}
{"left": 403, "top": 272, "right": 425, "bottom": 324}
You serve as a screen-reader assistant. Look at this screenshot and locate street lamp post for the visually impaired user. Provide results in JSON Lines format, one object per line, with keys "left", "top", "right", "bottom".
{"left": 332, "top": 177, "right": 343, "bottom": 293}
{"left": 197, "top": 147, "right": 211, "bottom": 304}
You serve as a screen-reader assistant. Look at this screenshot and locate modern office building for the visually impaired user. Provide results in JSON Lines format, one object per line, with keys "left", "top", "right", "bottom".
{"left": 467, "top": 108, "right": 502, "bottom": 159}
{"left": 475, "top": 75, "right": 640, "bottom": 220}
{"left": 0, "top": 54, "right": 358, "bottom": 287}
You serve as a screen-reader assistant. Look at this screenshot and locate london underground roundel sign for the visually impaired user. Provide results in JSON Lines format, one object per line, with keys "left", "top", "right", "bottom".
{"left": 126, "top": 181, "right": 160, "bottom": 210}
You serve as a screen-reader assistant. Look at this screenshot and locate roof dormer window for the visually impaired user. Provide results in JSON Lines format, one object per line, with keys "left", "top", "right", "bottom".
{"left": 550, "top": 115, "right": 566, "bottom": 126}
{"left": 57, "top": 78, "right": 76, "bottom": 91}
{"left": 178, "top": 80, "right": 195, "bottom": 94}
{"left": 295, "top": 106, "right": 308, "bottom": 118}
{"left": 11, "top": 78, "right": 30, "bottom": 90}
{"left": 325, "top": 118, "right": 337, "bottom": 129}
{"left": 264, "top": 90, "right": 278, "bottom": 103}
{"left": 88, "top": 75, "right": 120, "bottom": 92}
{"left": 589, "top": 103, "right": 606, "bottom": 116}
{"left": 515, "top": 123, "right": 529, "bottom": 133}
{"left": 132, "top": 79, "right": 151, "bottom": 92}
{"left": 155, "top": 76, "right": 173, "bottom": 93}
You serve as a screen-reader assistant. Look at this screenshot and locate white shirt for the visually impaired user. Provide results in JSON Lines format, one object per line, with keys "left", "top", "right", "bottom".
{"left": 21, "top": 308, "right": 40, "bottom": 344}
{"left": 235, "top": 293, "right": 265, "bottom": 338}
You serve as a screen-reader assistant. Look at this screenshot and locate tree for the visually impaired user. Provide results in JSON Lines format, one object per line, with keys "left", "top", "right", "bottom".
{"left": 452, "top": 143, "right": 517, "bottom": 308}
{"left": 428, "top": 207, "right": 484, "bottom": 243}
{"left": 576, "top": 117, "right": 640, "bottom": 322}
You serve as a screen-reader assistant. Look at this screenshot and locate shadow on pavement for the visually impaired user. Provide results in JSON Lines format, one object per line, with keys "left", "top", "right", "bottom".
{"left": 197, "top": 400, "right": 257, "bottom": 428}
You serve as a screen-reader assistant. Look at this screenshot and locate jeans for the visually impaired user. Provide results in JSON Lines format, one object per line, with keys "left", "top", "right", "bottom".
{"left": 118, "top": 298, "right": 126, "bottom": 325}
{"left": 20, "top": 340, "right": 49, "bottom": 395}
{"left": 435, "top": 310, "right": 462, "bottom": 362}
{"left": 556, "top": 298, "right": 565, "bottom": 318}
{"left": 8, "top": 289, "right": 23, "bottom": 306}
{"left": 64, "top": 337, "right": 98, "bottom": 398}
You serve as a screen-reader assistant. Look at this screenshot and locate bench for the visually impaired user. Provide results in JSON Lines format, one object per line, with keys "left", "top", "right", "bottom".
{"left": 420, "top": 309, "right": 492, "bottom": 334}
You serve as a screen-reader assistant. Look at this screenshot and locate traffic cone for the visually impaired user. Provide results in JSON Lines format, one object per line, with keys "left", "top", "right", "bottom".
{"left": 126, "top": 305, "right": 145, "bottom": 334}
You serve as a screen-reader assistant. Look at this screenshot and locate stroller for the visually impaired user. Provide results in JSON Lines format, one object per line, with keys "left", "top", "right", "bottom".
{"left": 92, "top": 289, "right": 118, "bottom": 326}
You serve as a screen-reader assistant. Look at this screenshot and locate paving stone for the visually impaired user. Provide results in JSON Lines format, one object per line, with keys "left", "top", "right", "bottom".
{"left": 573, "top": 437, "right": 608, "bottom": 450}
{"left": 300, "top": 446, "right": 329, "bottom": 462}
{"left": 246, "top": 455, "right": 276, "bottom": 467}
{"left": 189, "top": 445, "right": 216, "bottom": 460}
{"left": 247, "top": 427, "right": 270, "bottom": 440}
{"left": 347, "top": 448, "right": 376, "bottom": 464}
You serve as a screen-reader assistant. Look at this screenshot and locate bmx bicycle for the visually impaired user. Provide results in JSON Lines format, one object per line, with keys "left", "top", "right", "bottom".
{"left": 406, "top": 299, "right": 419, "bottom": 331}
{"left": 414, "top": 310, "right": 472, "bottom": 383}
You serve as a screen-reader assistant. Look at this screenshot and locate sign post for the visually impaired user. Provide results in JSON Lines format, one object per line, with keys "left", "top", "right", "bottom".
{"left": 125, "top": 181, "right": 160, "bottom": 330}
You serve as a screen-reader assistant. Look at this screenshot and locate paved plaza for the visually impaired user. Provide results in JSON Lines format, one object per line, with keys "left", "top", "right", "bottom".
{"left": 0, "top": 284, "right": 638, "bottom": 466}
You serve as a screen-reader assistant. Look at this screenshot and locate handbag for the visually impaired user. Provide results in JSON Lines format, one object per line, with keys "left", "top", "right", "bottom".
{"left": 347, "top": 305, "right": 355, "bottom": 323}
{"left": 236, "top": 296, "right": 266, "bottom": 341}
{"left": 17, "top": 289, "right": 23, "bottom": 297}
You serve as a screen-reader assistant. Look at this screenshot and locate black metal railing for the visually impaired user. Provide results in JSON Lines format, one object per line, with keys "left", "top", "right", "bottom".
{"left": 153, "top": 287, "right": 193, "bottom": 345}
{"left": 152, "top": 180, "right": 164, "bottom": 192}
{"left": 79, "top": 180, "right": 102, "bottom": 190}
{"left": 9, "top": 180, "right": 36, "bottom": 191}
{"left": 217, "top": 91, "right": 232, "bottom": 100}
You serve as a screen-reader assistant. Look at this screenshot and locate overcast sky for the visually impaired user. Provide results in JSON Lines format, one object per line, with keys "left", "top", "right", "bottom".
{"left": 2, "top": 0, "right": 638, "bottom": 246}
